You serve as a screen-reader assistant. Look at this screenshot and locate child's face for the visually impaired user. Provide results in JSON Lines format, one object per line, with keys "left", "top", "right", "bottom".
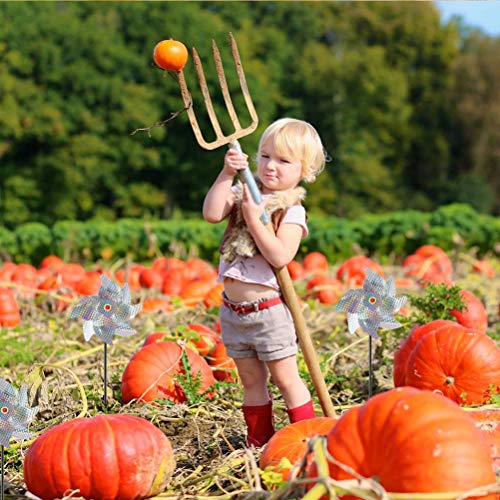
{"left": 257, "top": 139, "right": 303, "bottom": 194}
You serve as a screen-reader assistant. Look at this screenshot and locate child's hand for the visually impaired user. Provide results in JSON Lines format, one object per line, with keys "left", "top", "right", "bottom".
{"left": 241, "top": 183, "right": 266, "bottom": 225}
{"left": 223, "top": 150, "right": 248, "bottom": 177}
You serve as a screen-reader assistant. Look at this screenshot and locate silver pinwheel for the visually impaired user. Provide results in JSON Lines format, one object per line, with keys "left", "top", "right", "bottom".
{"left": 70, "top": 275, "right": 141, "bottom": 346}
{"left": 335, "top": 268, "right": 406, "bottom": 398}
{"left": 70, "top": 275, "right": 141, "bottom": 406}
{"left": 1, "top": 378, "right": 38, "bottom": 500}
{"left": 0, "top": 378, "right": 38, "bottom": 448}
{"left": 335, "top": 268, "right": 406, "bottom": 340}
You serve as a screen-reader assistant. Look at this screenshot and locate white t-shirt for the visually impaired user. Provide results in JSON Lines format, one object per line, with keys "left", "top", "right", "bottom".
{"left": 218, "top": 204, "right": 308, "bottom": 290}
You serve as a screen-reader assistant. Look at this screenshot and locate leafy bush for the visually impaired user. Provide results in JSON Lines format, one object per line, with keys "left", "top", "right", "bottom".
{"left": 0, "top": 204, "right": 498, "bottom": 264}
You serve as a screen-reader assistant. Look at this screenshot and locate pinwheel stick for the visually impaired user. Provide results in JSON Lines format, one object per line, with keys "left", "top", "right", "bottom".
{"left": 103, "top": 343, "right": 108, "bottom": 406}
{"left": 368, "top": 337, "right": 373, "bottom": 398}
{"left": 1, "top": 444, "right": 4, "bottom": 500}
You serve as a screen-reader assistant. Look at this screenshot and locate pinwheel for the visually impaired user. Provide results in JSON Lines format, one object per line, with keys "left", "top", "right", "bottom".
{"left": 336, "top": 268, "right": 406, "bottom": 396}
{"left": 70, "top": 275, "right": 141, "bottom": 405}
{"left": 0, "top": 378, "right": 38, "bottom": 500}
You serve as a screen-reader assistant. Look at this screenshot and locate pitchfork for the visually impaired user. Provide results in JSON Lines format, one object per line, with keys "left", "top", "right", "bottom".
{"left": 177, "top": 33, "right": 336, "bottom": 418}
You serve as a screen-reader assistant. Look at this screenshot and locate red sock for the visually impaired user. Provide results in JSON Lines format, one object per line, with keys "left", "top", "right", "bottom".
{"left": 287, "top": 399, "right": 316, "bottom": 423}
{"left": 242, "top": 401, "right": 275, "bottom": 447}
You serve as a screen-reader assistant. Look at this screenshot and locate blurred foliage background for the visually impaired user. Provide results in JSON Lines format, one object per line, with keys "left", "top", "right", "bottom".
{"left": 0, "top": 1, "right": 499, "bottom": 230}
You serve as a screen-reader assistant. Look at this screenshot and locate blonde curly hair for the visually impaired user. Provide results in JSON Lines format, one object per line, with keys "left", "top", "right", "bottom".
{"left": 257, "top": 118, "right": 326, "bottom": 183}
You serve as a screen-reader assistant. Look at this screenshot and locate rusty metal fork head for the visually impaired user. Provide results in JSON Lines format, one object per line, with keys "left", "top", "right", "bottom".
{"left": 177, "top": 32, "right": 258, "bottom": 151}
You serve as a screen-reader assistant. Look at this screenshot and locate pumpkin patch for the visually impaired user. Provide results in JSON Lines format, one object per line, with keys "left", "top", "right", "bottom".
{"left": 0, "top": 246, "right": 497, "bottom": 498}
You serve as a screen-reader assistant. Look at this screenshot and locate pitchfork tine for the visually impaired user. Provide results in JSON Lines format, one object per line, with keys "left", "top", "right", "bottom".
{"left": 229, "top": 32, "right": 258, "bottom": 127}
{"left": 212, "top": 39, "right": 241, "bottom": 130}
{"left": 192, "top": 47, "right": 225, "bottom": 141}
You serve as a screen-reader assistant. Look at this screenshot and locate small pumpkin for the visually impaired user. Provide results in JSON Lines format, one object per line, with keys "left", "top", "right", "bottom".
{"left": 153, "top": 39, "right": 188, "bottom": 71}
{"left": 24, "top": 414, "right": 175, "bottom": 500}
{"left": 121, "top": 341, "right": 215, "bottom": 404}
{"left": 0, "top": 288, "right": 21, "bottom": 327}
{"left": 308, "top": 387, "right": 496, "bottom": 495}
{"left": 302, "top": 252, "right": 328, "bottom": 274}
{"left": 336, "top": 256, "right": 383, "bottom": 286}
{"left": 203, "top": 282, "right": 224, "bottom": 308}
{"left": 207, "top": 340, "right": 237, "bottom": 382}
{"left": 186, "top": 323, "right": 220, "bottom": 356}
{"left": 403, "top": 323, "right": 500, "bottom": 405}
{"left": 179, "top": 279, "right": 213, "bottom": 306}
{"left": 287, "top": 260, "right": 305, "bottom": 280}
{"left": 139, "top": 267, "right": 164, "bottom": 289}
{"left": 260, "top": 417, "right": 337, "bottom": 484}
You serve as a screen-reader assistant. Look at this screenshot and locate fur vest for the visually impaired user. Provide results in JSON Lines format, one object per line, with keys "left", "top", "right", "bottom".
{"left": 219, "top": 183, "right": 306, "bottom": 263}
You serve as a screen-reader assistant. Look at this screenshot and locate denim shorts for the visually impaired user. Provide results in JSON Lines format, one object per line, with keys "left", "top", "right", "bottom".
{"left": 220, "top": 294, "right": 298, "bottom": 361}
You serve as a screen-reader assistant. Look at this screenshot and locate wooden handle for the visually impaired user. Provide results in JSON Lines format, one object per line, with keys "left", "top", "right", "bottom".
{"left": 274, "top": 265, "right": 337, "bottom": 417}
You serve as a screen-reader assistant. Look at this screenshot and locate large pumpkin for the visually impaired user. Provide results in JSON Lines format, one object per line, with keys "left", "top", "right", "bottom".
{"left": 309, "top": 387, "right": 496, "bottom": 495}
{"left": 403, "top": 324, "right": 500, "bottom": 405}
{"left": 121, "top": 341, "right": 215, "bottom": 404}
{"left": 24, "top": 414, "right": 175, "bottom": 500}
{"left": 469, "top": 409, "right": 500, "bottom": 466}
{"left": 393, "top": 319, "right": 457, "bottom": 387}
{"left": 260, "top": 417, "right": 337, "bottom": 483}
{"left": 0, "top": 287, "right": 21, "bottom": 327}
{"left": 451, "top": 289, "right": 488, "bottom": 334}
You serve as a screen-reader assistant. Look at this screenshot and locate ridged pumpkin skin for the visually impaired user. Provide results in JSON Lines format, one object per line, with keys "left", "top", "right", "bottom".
{"left": 24, "top": 414, "right": 175, "bottom": 500}
{"left": 260, "top": 417, "right": 337, "bottom": 482}
{"left": 393, "top": 319, "right": 457, "bottom": 387}
{"left": 404, "top": 324, "right": 500, "bottom": 404}
{"left": 313, "top": 387, "right": 496, "bottom": 495}
{"left": 121, "top": 341, "right": 215, "bottom": 404}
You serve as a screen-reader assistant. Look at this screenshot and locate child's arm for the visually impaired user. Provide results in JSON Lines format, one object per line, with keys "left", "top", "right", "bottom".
{"left": 241, "top": 184, "right": 303, "bottom": 269}
{"left": 202, "top": 150, "right": 248, "bottom": 223}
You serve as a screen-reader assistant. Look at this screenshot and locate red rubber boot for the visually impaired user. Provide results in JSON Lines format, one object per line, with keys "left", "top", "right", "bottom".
{"left": 287, "top": 399, "right": 316, "bottom": 423}
{"left": 242, "top": 401, "right": 275, "bottom": 447}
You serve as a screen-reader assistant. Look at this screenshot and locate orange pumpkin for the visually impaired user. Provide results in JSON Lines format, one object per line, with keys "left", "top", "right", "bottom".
{"left": 121, "top": 341, "right": 215, "bottom": 404}
{"left": 472, "top": 259, "right": 495, "bottom": 278}
{"left": 141, "top": 297, "right": 171, "bottom": 314}
{"left": 24, "top": 414, "right": 175, "bottom": 500}
{"left": 0, "top": 288, "right": 21, "bottom": 327}
{"left": 450, "top": 289, "right": 488, "bottom": 334}
{"left": 393, "top": 319, "right": 457, "bottom": 387}
{"left": 153, "top": 39, "right": 188, "bottom": 71}
{"left": 179, "top": 279, "right": 213, "bottom": 306}
{"left": 203, "top": 282, "right": 224, "bottom": 308}
{"left": 287, "top": 260, "right": 305, "bottom": 280}
{"left": 39, "top": 255, "right": 64, "bottom": 272}
{"left": 469, "top": 409, "right": 500, "bottom": 466}
{"left": 336, "top": 256, "right": 383, "bottom": 286}
{"left": 308, "top": 387, "right": 496, "bottom": 495}
{"left": 403, "top": 323, "right": 500, "bottom": 405}
{"left": 260, "top": 417, "right": 337, "bottom": 483}
{"left": 186, "top": 323, "right": 220, "bottom": 356}
{"left": 302, "top": 252, "right": 328, "bottom": 274}
{"left": 207, "top": 340, "right": 237, "bottom": 382}
{"left": 139, "top": 267, "right": 164, "bottom": 289}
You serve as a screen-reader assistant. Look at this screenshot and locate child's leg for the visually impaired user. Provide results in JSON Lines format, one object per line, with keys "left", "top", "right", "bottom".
{"left": 267, "top": 355, "right": 316, "bottom": 423}
{"left": 234, "top": 357, "right": 275, "bottom": 446}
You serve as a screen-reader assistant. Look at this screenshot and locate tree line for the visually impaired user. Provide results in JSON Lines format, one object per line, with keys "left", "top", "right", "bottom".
{"left": 0, "top": 1, "right": 498, "bottom": 230}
